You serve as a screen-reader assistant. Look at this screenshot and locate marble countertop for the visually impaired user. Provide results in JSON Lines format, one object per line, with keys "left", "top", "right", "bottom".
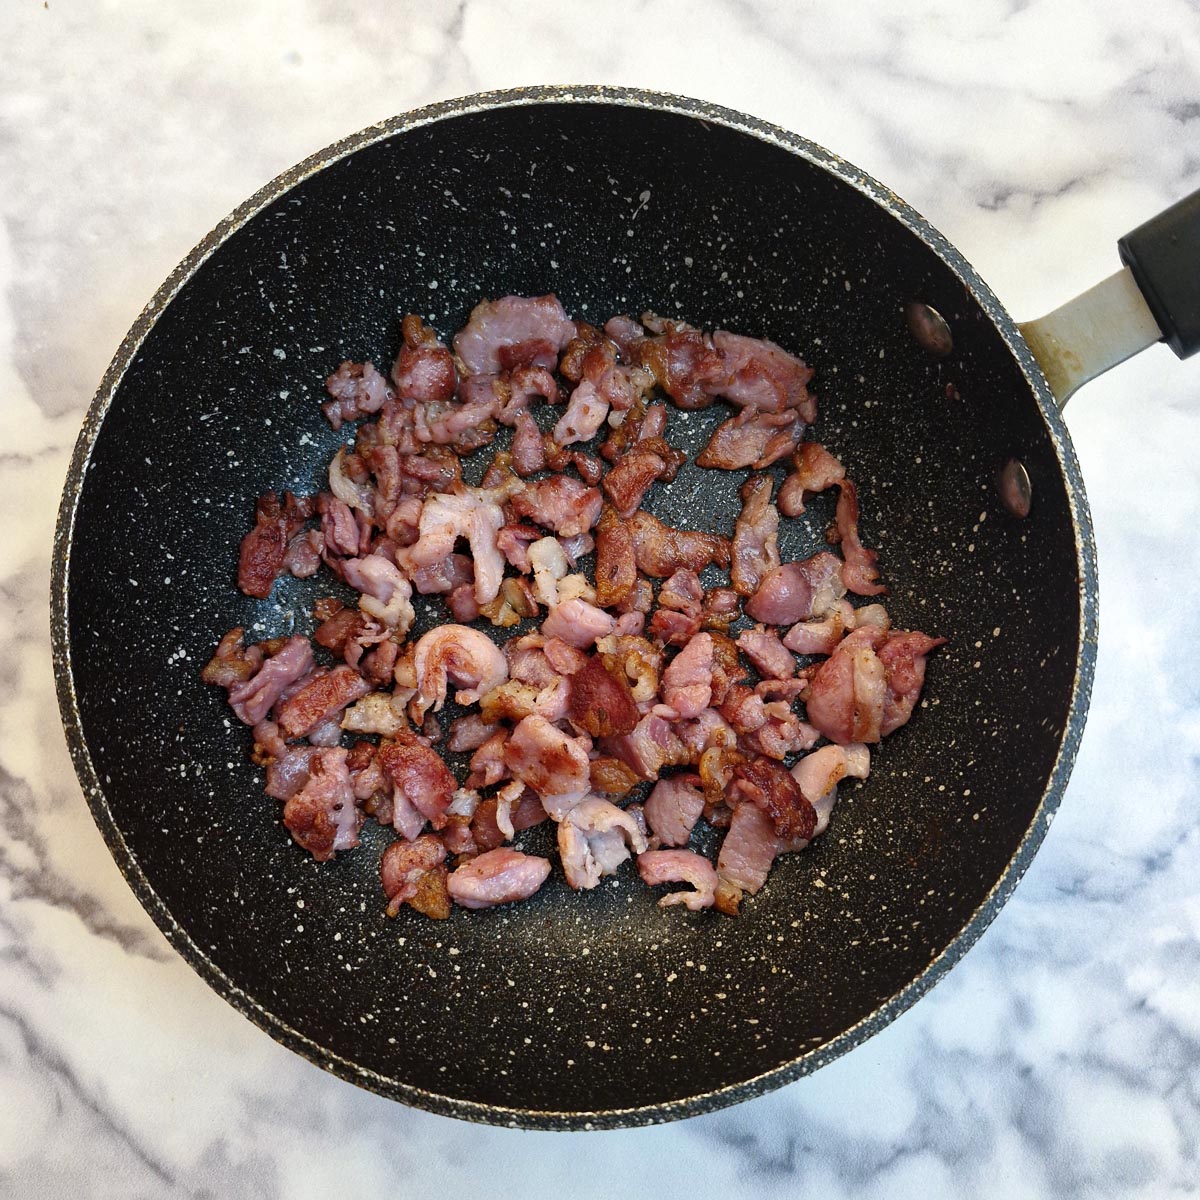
{"left": 5, "top": 1, "right": 1200, "bottom": 1195}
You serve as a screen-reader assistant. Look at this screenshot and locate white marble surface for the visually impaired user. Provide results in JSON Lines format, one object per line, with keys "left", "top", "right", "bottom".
{"left": 4, "top": 1, "right": 1200, "bottom": 1195}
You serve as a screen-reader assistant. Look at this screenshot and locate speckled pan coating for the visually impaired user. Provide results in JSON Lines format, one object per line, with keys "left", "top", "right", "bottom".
{"left": 50, "top": 86, "right": 1097, "bottom": 1130}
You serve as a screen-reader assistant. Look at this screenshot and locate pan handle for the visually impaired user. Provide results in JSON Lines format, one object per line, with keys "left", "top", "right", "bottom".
{"left": 1018, "top": 189, "right": 1200, "bottom": 406}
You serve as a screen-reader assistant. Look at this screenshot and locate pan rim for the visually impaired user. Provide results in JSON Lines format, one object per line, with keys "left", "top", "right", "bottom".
{"left": 50, "top": 83, "right": 1097, "bottom": 1130}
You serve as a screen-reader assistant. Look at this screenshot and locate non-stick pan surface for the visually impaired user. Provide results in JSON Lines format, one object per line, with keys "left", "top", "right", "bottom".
{"left": 52, "top": 87, "right": 1095, "bottom": 1128}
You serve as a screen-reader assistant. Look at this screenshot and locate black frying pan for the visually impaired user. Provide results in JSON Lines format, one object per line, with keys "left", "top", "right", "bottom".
{"left": 51, "top": 87, "right": 1200, "bottom": 1129}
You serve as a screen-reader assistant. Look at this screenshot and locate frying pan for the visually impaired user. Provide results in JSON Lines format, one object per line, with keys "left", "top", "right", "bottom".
{"left": 51, "top": 86, "right": 1200, "bottom": 1129}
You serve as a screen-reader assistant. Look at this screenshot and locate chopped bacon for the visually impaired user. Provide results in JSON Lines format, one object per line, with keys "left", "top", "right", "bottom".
{"left": 708, "top": 331, "right": 816, "bottom": 418}
{"left": 778, "top": 442, "right": 845, "bottom": 517}
{"left": 379, "top": 736, "right": 457, "bottom": 830}
{"left": 877, "top": 631, "right": 947, "bottom": 736}
{"left": 632, "top": 327, "right": 726, "bottom": 409}
{"left": 782, "top": 599, "right": 858, "bottom": 656}
{"left": 447, "top": 714, "right": 500, "bottom": 753}
{"left": 701, "top": 587, "right": 741, "bottom": 632}
{"left": 643, "top": 774, "right": 705, "bottom": 847}
{"left": 637, "top": 849, "right": 718, "bottom": 911}
{"left": 341, "top": 555, "right": 415, "bottom": 634}
{"left": 411, "top": 624, "right": 509, "bottom": 718}
{"left": 696, "top": 409, "right": 804, "bottom": 470}
{"left": 467, "top": 730, "right": 509, "bottom": 789}
{"left": 834, "top": 478, "right": 885, "bottom": 596}
{"left": 391, "top": 315, "right": 457, "bottom": 404}
{"left": 511, "top": 409, "right": 547, "bottom": 476}
{"left": 628, "top": 511, "right": 731, "bottom": 578}
{"left": 447, "top": 847, "right": 552, "bottom": 909}
{"left": 600, "top": 438, "right": 684, "bottom": 518}
{"left": 398, "top": 487, "right": 508, "bottom": 604}
{"left": 237, "top": 491, "right": 314, "bottom": 598}
{"left": 716, "top": 801, "right": 781, "bottom": 906}
{"left": 803, "top": 626, "right": 890, "bottom": 744}
{"left": 409, "top": 552, "right": 473, "bottom": 596}
{"left": 589, "top": 755, "right": 642, "bottom": 797}
{"left": 567, "top": 655, "right": 640, "bottom": 737}
{"left": 282, "top": 747, "right": 362, "bottom": 861}
{"left": 594, "top": 505, "right": 637, "bottom": 607}
{"left": 661, "top": 633, "right": 714, "bottom": 719}
{"left": 553, "top": 379, "right": 608, "bottom": 445}
{"left": 276, "top": 665, "right": 372, "bottom": 739}
{"left": 323, "top": 360, "right": 393, "bottom": 430}
{"left": 730, "top": 755, "right": 816, "bottom": 842}
{"left": 510, "top": 475, "right": 603, "bottom": 537}
{"left": 744, "top": 551, "right": 846, "bottom": 625}
{"left": 558, "top": 798, "right": 647, "bottom": 890}
{"left": 541, "top": 597, "right": 616, "bottom": 649}
{"left": 731, "top": 474, "right": 780, "bottom": 596}
{"left": 504, "top": 715, "right": 591, "bottom": 798}
{"left": 599, "top": 713, "right": 686, "bottom": 780}
{"left": 223, "top": 636, "right": 314, "bottom": 726}
{"left": 453, "top": 294, "right": 575, "bottom": 375}
{"left": 381, "top": 835, "right": 448, "bottom": 917}
{"left": 201, "top": 627, "right": 263, "bottom": 689}
{"left": 736, "top": 627, "right": 795, "bottom": 680}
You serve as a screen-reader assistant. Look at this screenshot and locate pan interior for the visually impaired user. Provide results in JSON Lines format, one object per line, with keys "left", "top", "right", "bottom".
{"left": 64, "top": 100, "right": 1082, "bottom": 1121}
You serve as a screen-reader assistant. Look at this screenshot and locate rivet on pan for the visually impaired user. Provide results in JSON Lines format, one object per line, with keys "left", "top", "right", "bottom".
{"left": 904, "top": 301, "right": 953, "bottom": 357}
{"left": 999, "top": 459, "right": 1032, "bottom": 518}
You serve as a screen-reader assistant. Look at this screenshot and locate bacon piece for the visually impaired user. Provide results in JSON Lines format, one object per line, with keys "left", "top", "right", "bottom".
{"left": 599, "top": 437, "right": 683, "bottom": 517}
{"left": 877, "top": 631, "right": 947, "bottom": 737}
{"left": 730, "top": 755, "right": 816, "bottom": 842}
{"left": 790, "top": 743, "right": 870, "bottom": 841}
{"left": 567, "top": 655, "right": 640, "bottom": 737}
{"left": 447, "top": 714, "right": 500, "bottom": 754}
{"left": 453, "top": 294, "right": 575, "bottom": 374}
{"left": 632, "top": 327, "right": 727, "bottom": 409}
{"left": 510, "top": 475, "right": 603, "bottom": 537}
{"left": 599, "top": 713, "right": 687, "bottom": 780}
{"left": 782, "top": 599, "right": 858, "bottom": 656}
{"left": 696, "top": 409, "right": 805, "bottom": 471}
{"left": 589, "top": 755, "right": 641, "bottom": 797}
{"left": 272, "top": 665, "right": 368, "bottom": 739}
{"left": 323, "top": 360, "right": 393, "bottom": 430}
{"left": 282, "top": 747, "right": 362, "bottom": 862}
{"left": 628, "top": 511, "right": 731, "bottom": 578}
{"left": 391, "top": 315, "right": 457, "bottom": 404}
{"left": 736, "top": 627, "right": 795, "bottom": 680}
{"left": 467, "top": 730, "right": 509, "bottom": 789}
{"left": 398, "top": 487, "right": 509, "bottom": 604}
{"left": 708, "top": 331, "right": 816, "bottom": 418}
{"left": 594, "top": 505, "right": 637, "bottom": 607}
{"left": 731, "top": 474, "right": 780, "bottom": 597}
{"left": 644, "top": 774, "right": 705, "bottom": 847}
{"left": 803, "top": 626, "right": 890, "bottom": 744}
{"left": 381, "top": 835, "right": 449, "bottom": 917}
{"left": 744, "top": 551, "right": 846, "bottom": 626}
{"left": 834, "top": 478, "right": 885, "bottom": 595}
{"left": 201, "top": 627, "right": 264, "bottom": 689}
{"left": 237, "top": 491, "right": 313, "bottom": 598}
{"left": 553, "top": 379, "right": 609, "bottom": 445}
{"left": 778, "top": 442, "right": 845, "bottom": 517}
{"left": 411, "top": 625, "right": 508, "bottom": 718}
{"left": 341, "top": 555, "right": 415, "bottom": 634}
{"left": 378, "top": 737, "right": 457, "bottom": 830}
{"left": 701, "top": 587, "right": 741, "bottom": 632}
{"left": 661, "top": 633, "right": 714, "bottom": 719}
{"left": 558, "top": 798, "right": 648, "bottom": 890}
{"left": 504, "top": 715, "right": 591, "bottom": 798}
{"left": 511, "top": 409, "right": 547, "bottom": 476}
{"left": 447, "top": 848, "right": 553, "bottom": 909}
{"left": 541, "top": 597, "right": 616, "bottom": 650}
{"left": 716, "top": 801, "right": 781, "bottom": 906}
{"left": 637, "top": 849, "right": 719, "bottom": 911}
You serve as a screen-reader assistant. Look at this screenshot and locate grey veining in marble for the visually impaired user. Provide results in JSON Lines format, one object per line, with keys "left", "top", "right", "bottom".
{"left": 3, "top": 0, "right": 1200, "bottom": 1196}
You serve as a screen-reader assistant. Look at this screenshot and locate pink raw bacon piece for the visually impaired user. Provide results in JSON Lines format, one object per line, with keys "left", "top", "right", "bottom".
{"left": 637, "top": 849, "right": 718, "bottom": 911}
{"left": 447, "top": 848, "right": 552, "bottom": 909}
